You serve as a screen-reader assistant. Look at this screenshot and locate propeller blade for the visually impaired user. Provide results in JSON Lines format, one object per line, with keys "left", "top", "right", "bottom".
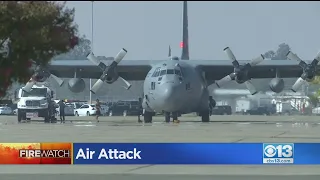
{"left": 23, "top": 79, "right": 36, "bottom": 92}
{"left": 286, "top": 51, "right": 307, "bottom": 69}
{"left": 286, "top": 51, "right": 302, "bottom": 62}
{"left": 87, "top": 52, "right": 108, "bottom": 71}
{"left": 87, "top": 52, "right": 101, "bottom": 66}
{"left": 291, "top": 77, "right": 305, "bottom": 92}
{"left": 244, "top": 80, "right": 258, "bottom": 95}
{"left": 49, "top": 74, "right": 64, "bottom": 87}
{"left": 216, "top": 73, "right": 236, "bottom": 88}
{"left": 223, "top": 47, "right": 237, "bottom": 61}
{"left": 249, "top": 54, "right": 265, "bottom": 66}
{"left": 114, "top": 48, "right": 127, "bottom": 64}
{"left": 119, "top": 76, "right": 132, "bottom": 90}
{"left": 314, "top": 51, "right": 320, "bottom": 62}
{"left": 90, "top": 79, "right": 104, "bottom": 94}
{"left": 223, "top": 47, "right": 239, "bottom": 68}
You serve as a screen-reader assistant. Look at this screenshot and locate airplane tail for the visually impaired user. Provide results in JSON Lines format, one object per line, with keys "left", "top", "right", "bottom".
{"left": 180, "top": 1, "right": 189, "bottom": 60}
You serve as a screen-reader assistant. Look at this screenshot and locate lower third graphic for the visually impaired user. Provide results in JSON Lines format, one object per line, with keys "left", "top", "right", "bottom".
{"left": 263, "top": 143, "right": 294, "bottom": 164}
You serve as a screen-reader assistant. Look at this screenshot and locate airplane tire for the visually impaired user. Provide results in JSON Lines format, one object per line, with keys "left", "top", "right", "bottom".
{"left": 165, "top": 112, "right": 170, "bottom": 123}
{"left": 144, "top": 111, "right": 153, "bottom": 123}
{"left": 201, "top": 110, "right": 210, "bottom": 122}
{"left": 172, "top": 112, "right": 178, "bottom": 122}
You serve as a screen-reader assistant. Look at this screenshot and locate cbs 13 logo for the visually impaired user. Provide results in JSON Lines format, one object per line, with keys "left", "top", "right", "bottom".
{"left": 263, "top": 144, "right": 294, "bottom": 158}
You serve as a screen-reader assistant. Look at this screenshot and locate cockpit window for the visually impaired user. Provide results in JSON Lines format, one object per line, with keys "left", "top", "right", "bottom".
{"left": 155, "top": 69, "right": 161, "bottom": 77}
{"left": 152, "top": 68, "right": 160, "bottom": 77}
{"left": 160, "top": 70, "right": 166, "bottom": 76}
{"left": 167, "top": 69, "right": 174, "bottom": 74}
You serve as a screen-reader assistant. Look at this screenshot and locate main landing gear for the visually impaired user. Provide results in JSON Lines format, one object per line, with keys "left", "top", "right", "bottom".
{"left": 199, "top": 109, "right": 210, "bottom": 122}
{"left": 164, "top": 112, "right": 179, "bottom": 123}
{"left": 144, "top": 111, "right": 153, "bottom": 123}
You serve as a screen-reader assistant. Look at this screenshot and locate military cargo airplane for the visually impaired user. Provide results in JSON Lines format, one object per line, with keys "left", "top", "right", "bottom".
{"left": 23, "top": 1, "right": 320, "bottom": 123}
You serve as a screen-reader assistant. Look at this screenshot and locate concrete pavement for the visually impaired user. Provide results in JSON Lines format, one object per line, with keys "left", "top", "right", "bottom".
{"left": 0, "top": 115, "right": 319, "bottom": 179}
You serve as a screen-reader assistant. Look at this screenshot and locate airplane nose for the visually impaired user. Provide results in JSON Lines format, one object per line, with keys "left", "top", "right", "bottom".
{"left": 158, "top": 83, "right": 183, "bottom": 112}
{"left": 163, "top": 85, "right": 178, "bottom": 101}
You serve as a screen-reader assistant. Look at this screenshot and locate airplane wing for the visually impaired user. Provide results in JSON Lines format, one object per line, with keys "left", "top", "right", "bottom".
{"left": 193, "top": 59, "right": 306, "bottom": 80}
{"left": 193, "top": 48, "right": 320, "bottom": 94}
{"left": 48, "top": 59, "right": 157, "bottom": 81}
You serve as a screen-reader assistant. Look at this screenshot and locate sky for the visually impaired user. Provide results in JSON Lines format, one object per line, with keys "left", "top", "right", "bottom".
{"left": 66, "top": 1, "right": 320, "bottom": 60}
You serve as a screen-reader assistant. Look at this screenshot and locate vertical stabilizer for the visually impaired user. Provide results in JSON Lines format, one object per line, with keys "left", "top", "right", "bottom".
{"left": 180, "top": 1, "right": 189, "bottom": 60}
{"left": 168, "top": 45, "right": 172, "bottom": 57}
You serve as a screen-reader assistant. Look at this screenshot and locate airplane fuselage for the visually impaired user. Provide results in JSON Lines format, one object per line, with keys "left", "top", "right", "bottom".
{"left": 142, "top": 59, "right": 209, "bottom": 114}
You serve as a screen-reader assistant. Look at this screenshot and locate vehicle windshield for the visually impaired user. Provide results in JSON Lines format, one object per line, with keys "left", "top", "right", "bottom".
{"left": 74, "top": 104, "right": 82, "bottom": 108}
{"left": 91, "top": 105, "right": 96, "bottom": 107}
{"left": 21, "top": 88, "right": 47, "bottom": 97}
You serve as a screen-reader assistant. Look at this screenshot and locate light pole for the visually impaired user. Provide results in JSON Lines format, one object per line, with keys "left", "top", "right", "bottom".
{"left": 89, "top": 1, "right": 94, "bottom": 104}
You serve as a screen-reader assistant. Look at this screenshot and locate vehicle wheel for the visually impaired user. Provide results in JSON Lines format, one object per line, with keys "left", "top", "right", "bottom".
{"left": 75, "top": 111, "right": 79, "bottom": 116}
{"left": 86, "top": 111, "right": 90, "bottom": 116}
{"left": 165, "top": 112, "right": 170, "bottom": 123}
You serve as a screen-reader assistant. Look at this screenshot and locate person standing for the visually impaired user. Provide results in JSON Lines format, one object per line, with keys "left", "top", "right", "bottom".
{"left": 138, "top": 98, "right": 143, "bottom": 123}
{"left": 58, "top": 99, "right": 66, "bottom": 123}
{"left": 95, "top": 99, "right": 101, "bottom": 122}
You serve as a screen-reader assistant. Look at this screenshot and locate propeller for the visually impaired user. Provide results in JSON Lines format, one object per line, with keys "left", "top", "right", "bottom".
{"left": 87, "top": 48, "right": 131, "bottom": 94}
{"left": 215, "top": 47, "right": 265, "bottom": 95}
{"left": 23, "top": 65, "right": 64, "bottom": 93}
{"left": 286, "top": 51, "right": 320, "bottom": 92}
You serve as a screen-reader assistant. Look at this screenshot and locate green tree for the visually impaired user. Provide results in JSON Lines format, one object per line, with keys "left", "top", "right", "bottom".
{"left": 53, "top": 35, "right": 91, "bottom": 60}
{"left": 308, "top": 93, "right": 319, "bottom": 107}
{"left": 0, "top": 1, "right": 79, "bottom": 98}
{"left": 263, "top": 43, "right": 291, "bottom": 60}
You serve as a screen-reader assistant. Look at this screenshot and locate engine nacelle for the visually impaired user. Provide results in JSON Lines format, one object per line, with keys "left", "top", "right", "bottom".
{"left": 235, "top": 76, "right": 246, "bottom": 84}
{"left": 234, "top": 66, "right": 249, "bottom": 84}
{"left": 68, "top": 78, "right": 85, "bottom": 93}
{"left": 269, "top": 78, "right": 284, "bottom": 93}
{"left": 105, "top": 68, "right": 119, "bottom": 84}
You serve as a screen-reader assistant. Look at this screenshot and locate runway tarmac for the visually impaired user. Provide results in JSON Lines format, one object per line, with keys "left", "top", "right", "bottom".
{"left": 0, "top": 115, "right": 320, "bottom": 179}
